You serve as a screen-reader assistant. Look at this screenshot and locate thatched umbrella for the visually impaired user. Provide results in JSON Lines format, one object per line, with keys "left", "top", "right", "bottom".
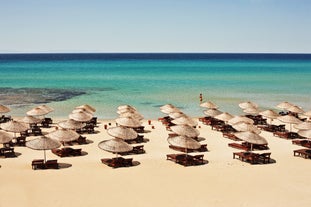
{"left": 287, "top": 105, "right": 304, "bottom": 114}
{"left": 0, "top": 120, "right": 29, "bottom": 137}
{"left": 298, "top": 129, "right": 311, "bottom": 139}
{"left": 21, "top": 116, "right": 42, "bottom": 125}
{"left": 243, "top": 107, "right": 260, "bottom": 115}
{"left": 239, "top": 101, "right": 258, "bottom": 109}
{"left": 71, "top": 108, "right": 93, "bottom": 115}
{"left": 170, "top": 125, "right": 200, "bottom": 138}
{"left": 171, "top": 116, "right": 198, "bottom": 127}
{"left": 200, "top": 101, "right": 218, "bottom": 109}
{"left": 38, "top": 105, "right": 54, "bottom": 113}
{"left": 117, "top": 105, "right": 136, "bottom": 111}
{"left": 115, "top": 117, "right": 141, "bottom": 128}
{"left": 276, "top": 101, "right": 294, "bottom": 110}
{"left": 167, "top": 136, "right": 201, "bottom": 153}
{"left": 259, "top": 109, "right": 279, "bottom": 124}
{"left": 75, "top": 104, "right": 96, "bottom": 113}
{"left": 26, "top": 136, "right": 61, "bottom": 162}
{"left": 0, "top": 131, "right": 13, "bottom": 146}
{"left": 117, "top": 107, "right": 137, "bottom": 115}
{"left": 203, "top": 109, "right": 222, "bottom": 117}
{"left": 294, "top": 122, "right": 311, "bottom": 130}
{"left": 160, "top": 104, "right": 176, "bottom": 110}
{"left": 69, "top": 111, "right": 93, "bottom": 122}
{"left": 234, "top": 131, "right": 268, "bottom": 151}
{"left": 232, "top": 122, "right": 261, "bottom": 134}
{"left": 228, "top": 116, "right": 254, "bottom": 125}
{"left": 119, "top": 111, "right": 144, "bottom": 121}
{"left": 0, "top": 104, "right": 10, "bottom": 114}
{"left": 58, "top": 119, "right": 86, "bottom": 130}
{"left": 47, "top": 128, "right": 80, "bottom": 144}
{"left": 214, "top": 112, "right": 234, "bottom": 123}
{"left": 98, "top": 138, "right": 133, "bottom": 156}
{"left": 107, "top": 126, "right": 137, "bottom": 140}
{"left": 304, "top": 111, "right": 311, "bottom": 118}
{"left": 277, "top": 115, "right": 302, "bottom": 131}
{"left": 168, "top": 112, "right": 186, "bottom": 119}
{"left": 26, "top": 107, "right": 49, "bottom": 116}
{"left": 160, "top": 107, "right": 181, "bottom": 114}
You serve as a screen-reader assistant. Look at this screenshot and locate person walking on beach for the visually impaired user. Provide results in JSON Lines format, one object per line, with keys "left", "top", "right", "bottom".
{"left": 199, "top": 93, "right": 203, "bottom": 103}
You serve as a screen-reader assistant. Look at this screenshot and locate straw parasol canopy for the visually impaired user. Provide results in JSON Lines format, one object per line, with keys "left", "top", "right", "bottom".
{"left": 115, "top": 117, "right": 141, "bottom": 128}
{"left": 160, "top": 107, "right": 181, "bottom": 114}
{"left": 0, "top": 131, "right": 13, "bottom": 144}
{"left": 107, "top": 126, "right": 138, "bottom": 140}
{"left": 26, "top": 107, "right": 49, "bottom": 116}
{"left": 119, "top": 111, "right": 144, "bottom": 120}
{"left": 277, "top": 115, "right": 302, "bottom": 131}
{"left": 160, "top": 104, "right": 176, "bottom": 110}
{"left": 167, "top": 136, "right": 201, "bottom": 150}
{"left": 0, "top": 104, "right": 10, "bottom": 114}
{"left": 239, "top": 101, "right": 258, "bottom": 109}
{"left": 117, "top": 107, "right": 137, "bottom": 114}
{"left": 72, "top": 108, "right": 93, "bottom": 115}
{"left": 228, "top": 116, "right": 254, "bottom": 125}
{"left": 243, "top": 107, "right": 260, "bottom": 115}
{"left": 200, "top": 101, "right": 218, "bottom": 109}
{"left": 259, "top": 109, "right": 279, "bottom": 119}
{"left": 294, "top": 122, "right": 311, "bottom": 130}
{"left": 117, "top": 105, "right": 136, "bottom": 111}
{"left": 287, "top": 105, "right": 304, "bottom": 114}
{"left": 98, "top": 138, "right": 133, "bottom": 154}
{"left": 58, "top": 119, "right": 86, "bottom": 130}
{"left": 47, "top": 128, "right": 80, "bottom": 143}
{"left": 69, "top": 111, "right": 93, "bottom": 122}
{"left": 38, "top": 105, "right": 54, "bottom": 113}
{"left": 235, "top": 131, "right": 267, "bottom": 146}
{"left": 214, "top": 112, "right": 234, "bottom": 123}
{"left": 171, "top": 116, "right": 198, "bottom": 127}
{"left": 0, "top": 120, "right": 28, "bottom": 134}
{"left": 298, "top": 129, "right": 311, "bottom": 139}
{"left": 232, "top": 122, "right": 261, "bottom": 134}
{"left": 203, "top": 109, "right": 222, "bottom": 117}
{"left": 75, "top": 104, "right": 96, "bottom": 113}
{"left": 21, "top": 115, "right": 42, "bottom": 124}
{"left": 168, "top": 112, "right": 186, "bottom": 119}
{"left": 304, "top": 111, "right": 311, "bottom": 118}
{"left": 276, "top": 101, "right": 294, "bottom": 110}
{"left": 170, "top": 125, "right": 200, "bottom": 138}
{"left": 26, "top": 136, "right": 61, "bottom": 162}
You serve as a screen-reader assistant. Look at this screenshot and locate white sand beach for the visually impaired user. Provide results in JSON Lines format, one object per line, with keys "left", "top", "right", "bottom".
{"left": 1, "top": 118, "right": 311, "bottom": 207}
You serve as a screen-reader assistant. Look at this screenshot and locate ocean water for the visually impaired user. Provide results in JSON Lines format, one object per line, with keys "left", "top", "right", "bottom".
{"left": 0, "top": 53, "right": 311, "bottom": 119}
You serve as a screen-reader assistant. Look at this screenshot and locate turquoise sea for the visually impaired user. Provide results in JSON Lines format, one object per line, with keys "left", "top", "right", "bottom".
{"left": 0, "top": 53, "right": 311, "bottom": 119}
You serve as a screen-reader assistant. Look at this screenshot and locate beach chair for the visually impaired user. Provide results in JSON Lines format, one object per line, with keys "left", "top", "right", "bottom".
{"left": 45, "top": 160, "right": 59, "bottom": 169}
{"left": 293, "top": 149, "right": 311, "bottom": 159}
{"left": 258, "top": 152, "right": 271, "bottom": 164}
{"left": 32, "top": 159, "right": 45, "bottom": 170}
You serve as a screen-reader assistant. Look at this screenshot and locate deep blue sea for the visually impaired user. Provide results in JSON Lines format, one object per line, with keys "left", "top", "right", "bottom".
{"left": 0, "top": 53, "right": 311, "bottom": 119}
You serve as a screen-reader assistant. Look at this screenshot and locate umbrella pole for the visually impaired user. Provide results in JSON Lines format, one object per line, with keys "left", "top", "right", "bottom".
{"left": 44, "top": 149, "right": 47, "bottom": 163}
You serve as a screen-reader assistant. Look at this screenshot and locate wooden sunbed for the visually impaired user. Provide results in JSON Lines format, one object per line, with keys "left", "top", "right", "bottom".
{"left": 169, "top": 144, "right": 208, "bottom": 153}
{"left": 294, "top": 149, "right": 311, "bottom": 159}
{"left": 101, "top": 157, "right": 133, "bottom": 168}
{"left": 51, "top": 147, "right": 82, "bottom": 157}
{"left": 166, "top": 153, "right": 205, "bottom": 166}
{"left": 31, "top": 159, "right": 59, "bottom": 170}
{"left": 0, "top": 147, "right": 15, "bottom": 158}
{"left": 233, "top": 152, "right": 271, "bottom": 164}
{"left": 119, "top": 145, "right": 145, "bottom": 155}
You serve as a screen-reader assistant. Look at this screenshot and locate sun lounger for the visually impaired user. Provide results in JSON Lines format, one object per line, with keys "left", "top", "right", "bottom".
{"left": 233, "top": 152, "right": 260, "bottom": 164}
{"left": 119, "top": 145, "right": 145, "bottom": 155}
{"left": 292, "top": 139, "right": 311, "bottom": 148}
{"left": 51, "top": 147, "right": 82, "bottom": 157}
{"left": 166, "top": 153, "right": 205, "bottom": 166}
{"left": 294, "top": 149, "right": 311, "bottom": 159}
{"left": 101, "top": 157, "right": 133, "bottom": 168}
{"left": 32, "top": 159, "right": 45, "bottom": 170}
{"left": 228, "top": 143, "right": 249, "bottom": 151}
{"left": 45, "top": 160, "right": 59, "bottom": 169}
{"left": 0, "top": 147, "right": 15, "bottom": 158}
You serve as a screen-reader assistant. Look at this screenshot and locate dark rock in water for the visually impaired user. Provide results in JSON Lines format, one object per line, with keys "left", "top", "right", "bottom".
{"left": 0, "top": 87, "right": 86, "bottom": 105}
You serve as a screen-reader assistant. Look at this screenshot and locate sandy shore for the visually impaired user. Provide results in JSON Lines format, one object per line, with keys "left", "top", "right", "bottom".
{"left": 1, "top": 118, "right": 311, "bottom": 207}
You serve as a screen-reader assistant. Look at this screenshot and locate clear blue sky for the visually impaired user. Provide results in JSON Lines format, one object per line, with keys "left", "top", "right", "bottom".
{"left": 0, "top": 0, "right": 310, "bottom": 53}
